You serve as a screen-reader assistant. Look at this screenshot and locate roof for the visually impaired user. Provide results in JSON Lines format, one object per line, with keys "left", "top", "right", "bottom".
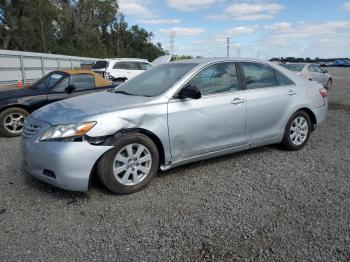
{"left": 171, "top": 57, "right": 279, "bottom": 66}
{"left": 63, "top": 69, "right": 97, "bottom": 75}
{"left": 102, "top": 58, "right": 149, "bottom": 62}
{"left": 62, "top": 69, "right": 112, "bottom": 87}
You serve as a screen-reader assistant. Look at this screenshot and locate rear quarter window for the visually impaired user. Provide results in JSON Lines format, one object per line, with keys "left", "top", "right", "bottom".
{"left": 275, "top": 70, "right": 294, "bottom": 86}
{"left": 70, "top": 74, "right": 95, "bottom": 90}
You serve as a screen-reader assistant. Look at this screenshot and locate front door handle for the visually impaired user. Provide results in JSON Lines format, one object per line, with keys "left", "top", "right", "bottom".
{"left": 231, "top": 98, "right": 245, "bottom": 105}
{"left": 287, "top": 90, "right": 297, "bottom": 96}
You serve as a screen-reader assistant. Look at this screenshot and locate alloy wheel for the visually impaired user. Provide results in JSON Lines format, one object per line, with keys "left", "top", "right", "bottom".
{"left": 290, "top": 116, "right": 308, "bottom": 146}
{"left": 113, "top": 143, "right": 152, "bottom": 186}
{"left": 3, "top": 112, "right": 26, "bottom": 134}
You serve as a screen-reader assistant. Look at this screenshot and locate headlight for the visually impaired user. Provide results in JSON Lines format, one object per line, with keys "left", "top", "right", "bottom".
{"left": 40, "top": 122, "right": 96, "bottom": 141}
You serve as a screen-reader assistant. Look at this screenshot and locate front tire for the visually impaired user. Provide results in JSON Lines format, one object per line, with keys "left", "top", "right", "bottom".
{"left": 282, "top": 110, "right": 311, "bottom": 151}
{"left": 97, "top": 133, "right": 159, "bottom": 194}
{"left": 0, "top": 107, "right": 29, "bottom": 137}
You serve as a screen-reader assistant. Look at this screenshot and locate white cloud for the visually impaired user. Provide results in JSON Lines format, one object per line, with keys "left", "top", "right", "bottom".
{"left": 208, "top": 2, "right": 285, "bottom": 21}
{"left": 168, "top": 0, "right": 223, "bottom": 11}
{"left": 343, "top": 2, "right": 350, "bottom": 11}
{"left": 137, "top": 18, "right": 181, "bottom": 25}
{"left": 159, "top": 27, "right": 206, "bottom": 36}
{"left": 261, "top": 21, "right": 350, "bottom": 57}
{"left": 190, "top": 26, "right": 258, "bottom": 56}
{"left": 118, "top": 0, "right": 153, "bottom": 17}
{"left": 221, "top": 25, "right": 259, "bottom": 36}
{"left": 264, "top": 22, "right": 291, "bottom": 30}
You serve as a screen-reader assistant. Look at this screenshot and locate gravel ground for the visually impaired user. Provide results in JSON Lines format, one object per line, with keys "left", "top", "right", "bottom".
{"left": 0, "top": 68, "right": 349, "bottom": 261}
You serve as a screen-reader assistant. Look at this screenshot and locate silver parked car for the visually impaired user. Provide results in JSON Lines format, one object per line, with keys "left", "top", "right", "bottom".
{"left": 281, "top": 63, "right": 333, "bottom": 89}
{"left": 22, "top": 58, "right": 328, "bottom": 194}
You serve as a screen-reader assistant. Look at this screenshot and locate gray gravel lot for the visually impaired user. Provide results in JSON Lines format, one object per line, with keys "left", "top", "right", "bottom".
{"left": 0, "top": 68, "right": 349, "bottom": 261}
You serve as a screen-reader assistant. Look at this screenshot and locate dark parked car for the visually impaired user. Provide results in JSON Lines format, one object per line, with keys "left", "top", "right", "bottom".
{"left": 0, "top": 70, "right": 114, "bottom": 137}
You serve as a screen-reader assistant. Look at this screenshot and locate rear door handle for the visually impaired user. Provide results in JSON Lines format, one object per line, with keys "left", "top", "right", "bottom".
{"left": 231, "top": 98, "right": 245, "bottom": 105}
{"left": 287, "top": 90, "right": 297, "bottom": 96}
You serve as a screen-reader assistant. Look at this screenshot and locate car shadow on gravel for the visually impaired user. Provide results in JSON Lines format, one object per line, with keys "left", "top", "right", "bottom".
{"left": 157, "top": 145, "right": 278, "bottom": 179}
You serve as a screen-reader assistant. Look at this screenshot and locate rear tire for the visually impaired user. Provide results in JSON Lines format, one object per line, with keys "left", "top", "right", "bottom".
{"left": 0, "top": 107, "right": 29, "bottom": 137}
{"left": 97, "top": 133, "right": 159, "bottom": 194}
{"left": 282, "top": 110, "right": 311, "bottom": 151}
{"left": 325, "top": 79, "right": 332, "bottom": 90}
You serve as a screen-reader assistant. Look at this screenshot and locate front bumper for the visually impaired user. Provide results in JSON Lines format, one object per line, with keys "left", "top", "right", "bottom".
{"left": 21, "top": 117, "right": 112, "bottom": 192}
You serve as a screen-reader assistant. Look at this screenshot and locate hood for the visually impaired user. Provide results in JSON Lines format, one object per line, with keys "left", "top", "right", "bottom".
{"left": 31, "top": 90, "right": 152, "bottom": 125}
{"left": 0, "top": 88, "right": 39, "bottom": 100}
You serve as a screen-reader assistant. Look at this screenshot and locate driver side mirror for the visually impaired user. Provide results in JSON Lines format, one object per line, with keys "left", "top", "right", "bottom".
{"left": 323, "top": 69, "right": 328, "bottom": 74}
{"left": 177, "top": 84, "right": 201, "bottom": 100}
{"left": 65, "top": 84, "right": 76, "bottom": 93}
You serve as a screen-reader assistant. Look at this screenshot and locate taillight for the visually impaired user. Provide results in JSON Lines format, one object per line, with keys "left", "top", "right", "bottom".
{"left": 319, "top": 88, "right": 328, "bottom": 97}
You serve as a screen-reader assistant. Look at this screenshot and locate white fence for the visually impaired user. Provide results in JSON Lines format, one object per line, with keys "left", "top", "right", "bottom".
{"left": 0, "top": 49, "right": 99, "bottom": 85}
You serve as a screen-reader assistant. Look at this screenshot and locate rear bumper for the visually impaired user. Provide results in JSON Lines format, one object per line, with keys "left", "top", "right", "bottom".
{"left": 313, "top": 104, "right": 328, "bottom": 126}
{"left": 21, "top": 138, "right": 112, "bottom": 192}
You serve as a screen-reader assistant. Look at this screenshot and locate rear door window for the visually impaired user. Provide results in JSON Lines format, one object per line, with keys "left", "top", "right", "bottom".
{"left": 128, "top": 62, "right": 140, "bottom": 70}
{"left": 275, "top": 70, "right": 293, "bottom": 86}
{"left": 70, "top": 74, "right": 95, "bottom": 90}
{"left": 242, "top": 63, "right": 278, "bottom": 89}
{"left": 113, "top": 62, "right": 127, "bottom": 70}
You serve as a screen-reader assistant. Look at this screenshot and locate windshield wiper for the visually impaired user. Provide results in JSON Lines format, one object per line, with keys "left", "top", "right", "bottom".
{"left": 114, "top": 90, "right": 152, "bottom": 97}
{"left": 114, "top": 90, "right": 135, "bottom": 96}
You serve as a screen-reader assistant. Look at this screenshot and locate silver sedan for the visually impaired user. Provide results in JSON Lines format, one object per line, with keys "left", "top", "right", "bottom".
{"left": 22, "top": 58, "right": 328, "bottom": 194}
{"left": 281, "top": 63, "right": 333, "bottom": 89}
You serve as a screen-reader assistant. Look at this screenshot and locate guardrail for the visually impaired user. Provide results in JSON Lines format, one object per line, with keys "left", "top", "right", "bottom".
{"left": 0, "top": 49, "right": 99, "bottom": 86}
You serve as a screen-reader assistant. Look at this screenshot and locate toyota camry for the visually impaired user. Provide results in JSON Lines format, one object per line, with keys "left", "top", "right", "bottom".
{"left": 21, "top": 58, "right": 328, "bottom": 194}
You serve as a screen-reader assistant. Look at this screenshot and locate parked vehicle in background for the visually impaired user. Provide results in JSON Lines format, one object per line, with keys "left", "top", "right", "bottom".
{"left": 92, "top": 58, "right": 153, "bottom": 82}
{"left": 0, "top": 70, "right": 114, "bottom": 137}
{"left": 281, "top": 63, "right": 332, "bottom": 89}
{"left": 22, "top": 58, "right": 328, "bottom": 194}
{"left": 92, "top": 55, "right": 173, "bottom": 82}
{"left": 332, "top": 60, "right": 350, "bottom": 67}
{"left": 91, "top": 60, "right": 109, "bottom": 78}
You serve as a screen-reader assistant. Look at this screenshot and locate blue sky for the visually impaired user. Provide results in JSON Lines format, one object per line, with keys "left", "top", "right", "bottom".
{"left": 119, "top": 0, "right": 350, "bottom": 58}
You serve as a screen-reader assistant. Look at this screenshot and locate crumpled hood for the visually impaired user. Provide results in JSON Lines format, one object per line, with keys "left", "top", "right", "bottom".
{"left": 31, "top": 90, "right": 152, "bottom": 125}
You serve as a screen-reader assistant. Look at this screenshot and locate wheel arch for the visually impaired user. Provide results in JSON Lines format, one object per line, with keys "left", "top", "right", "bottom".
{"left": 297, "top": 107, "right": 317, "bottom": 130}
{"left": 103, "top": 128, "right": 165, "bottom": 165}
{"left": 88, "top": 127, "right": 166, "bottom": 189}
{"left": 0, "top": 104, "right": 32, "bottom": 114}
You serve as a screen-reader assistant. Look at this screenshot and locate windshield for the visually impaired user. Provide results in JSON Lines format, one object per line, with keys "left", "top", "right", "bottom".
{"left": 281, "top": 64, "right": 305, "bottom": 72}
{"left": 115, "top": 63, "right": 198, "bottom": 97}
{"left": 31, "top": 72, "right": 66, "bottom": 90}
{"left": 92, "top": 61, "right": 109, "bottom": 69}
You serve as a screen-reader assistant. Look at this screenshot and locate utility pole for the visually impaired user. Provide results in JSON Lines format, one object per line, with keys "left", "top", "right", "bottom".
{"left": 237, "top": 47, "right": 241, "bottom": 58}
{"left": 170, "top": 31, "right": 175, "bottom": 56}
{"left": 226, "top": 38, "right": 230, "bottom": 57}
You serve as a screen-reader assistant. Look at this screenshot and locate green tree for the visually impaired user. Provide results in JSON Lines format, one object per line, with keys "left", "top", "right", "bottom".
{"left": 0, "top": 0, "right": 165, "bottom": 61}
